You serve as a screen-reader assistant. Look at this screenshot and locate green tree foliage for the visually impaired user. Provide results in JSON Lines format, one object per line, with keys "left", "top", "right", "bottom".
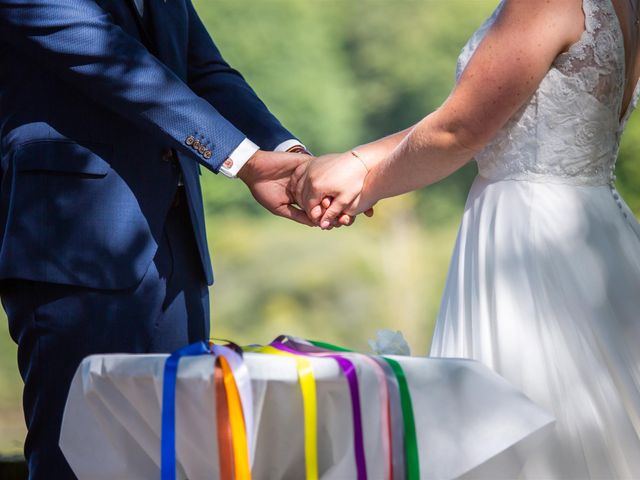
{"left": 618, "top": 115, "right": 640, "bottom": 212}
{"left": 337, "top": 0, "right": 497, "bottom": 223}
{"left": 195, "top": 0, "right": 364, "bottom": 214}
{"left": 193, "top": 0, "right": 367, "bottom": 150}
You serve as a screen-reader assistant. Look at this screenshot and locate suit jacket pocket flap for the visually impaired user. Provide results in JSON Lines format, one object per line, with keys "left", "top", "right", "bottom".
{"left": 14, "top": 141, "right": 112, "bottom": 175}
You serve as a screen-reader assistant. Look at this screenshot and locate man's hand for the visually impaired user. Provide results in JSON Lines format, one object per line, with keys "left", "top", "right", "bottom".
{"left": 237, "top": 150, "right": 315, "bottom": 226}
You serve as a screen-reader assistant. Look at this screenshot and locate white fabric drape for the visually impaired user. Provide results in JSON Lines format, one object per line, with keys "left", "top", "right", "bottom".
{"left": 60, "top": 352, "right": 553, "bottom": 479}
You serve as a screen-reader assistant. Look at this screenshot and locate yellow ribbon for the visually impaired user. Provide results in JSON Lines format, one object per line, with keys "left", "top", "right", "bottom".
{"left": 245, "top": 346, "right": 318, "bottom": 480}
{"left": 219, "top": 356, "right": 252, "bottom": 479}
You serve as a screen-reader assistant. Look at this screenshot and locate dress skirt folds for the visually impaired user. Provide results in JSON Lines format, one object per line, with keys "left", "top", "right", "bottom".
{"left": 431, "top": 175, "right": 640, "bottom": 479}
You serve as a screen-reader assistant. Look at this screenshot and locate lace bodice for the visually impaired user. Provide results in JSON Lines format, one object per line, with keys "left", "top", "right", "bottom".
{"left": 457, "top": 0, "right": 640, "bottom": 187}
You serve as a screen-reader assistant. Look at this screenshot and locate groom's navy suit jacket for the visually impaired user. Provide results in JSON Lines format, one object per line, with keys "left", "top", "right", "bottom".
{"left": 0, "top": 0, "right": 295, "bottom": 289}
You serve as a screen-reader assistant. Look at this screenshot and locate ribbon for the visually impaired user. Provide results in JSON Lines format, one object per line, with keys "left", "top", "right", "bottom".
{"left": 287, "top": 338, "right": 398, "bottom": 480}
{"left": 281, "top": 337, "right": 397, "bottom": 480}
{"left": 219, "top": 355, "right": 251, "bottom": 479}
{"left": 369, "top": 356, "right": 405, "bottom": 480}
{"left": 215, "top": 363, "right": 235, "bottom": 480}
{"left": 343, "top": 356, "right": 392, "bottom": 480}
{"left": 161, "top": 342, "right": 210, "bottom": 480}
{"left": 162, "top": 337, "right": 418, "bottom": 480}
{"left": 245, "top": 345, "right": 319, "bottom": 480}
{"left": 162, "top": 342, "right": 252, "bottom": 480}
{"left": 272, "top": 338, "right": 370, "bottom": 480}
{"left": 382, "top": 358, "right": 419, "bottom": 480}
{"left": 308, "top": 340, "right": 420, "bottom": 480}
{"left": 211, "top": 344, "right": 254, "bottom": 467}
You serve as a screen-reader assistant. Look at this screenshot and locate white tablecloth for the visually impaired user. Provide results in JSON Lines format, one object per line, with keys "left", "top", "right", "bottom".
{"left": 60, "top": 353, "right": 554, "bottom": 479}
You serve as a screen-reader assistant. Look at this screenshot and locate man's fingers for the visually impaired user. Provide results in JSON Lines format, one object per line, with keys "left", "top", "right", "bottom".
{"left": 302, "top": 190, "right": 325, "bottom": 222}
{"left": 310, "top": 205, "right": 323, "bottom": 220}
{"left": 338, "top": 214, "right": 355, "bottom": 226}
{"left": 364, "top": 208, "right": 375, "bottom": 217}
{"left": 319, "top": 196, "right": 350, "bottom": 229}
{"left": 275, "top": 204, "right": 316, "bottom": 227}
{"left": 306, "top": 196, "right": 332, "bottom": 223}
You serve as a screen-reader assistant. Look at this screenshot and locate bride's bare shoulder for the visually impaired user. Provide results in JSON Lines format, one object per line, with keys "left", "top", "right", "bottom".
{"left": 432, "top": 0, "right": 588, "bottom": 152}
{"left": 499, "top": 0, "right": 584, "bottom": 17}
{"left": 496, "top": 0, "right": 585, "bottom": 52}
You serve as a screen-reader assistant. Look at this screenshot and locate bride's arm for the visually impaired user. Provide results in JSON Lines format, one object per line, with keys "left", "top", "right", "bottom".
{"left": 311, "top": 0, "right": 585, "bottom": 225}
{"left": 353, "top": 128, "right": 414, "bottom": 168}
{"left": 292, "top": 128, "right": 413, "bottom": 225}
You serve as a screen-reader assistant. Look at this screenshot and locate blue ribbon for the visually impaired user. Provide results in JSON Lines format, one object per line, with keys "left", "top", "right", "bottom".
{"left": 161, "top": 341, "right": 211, "bottom": 480}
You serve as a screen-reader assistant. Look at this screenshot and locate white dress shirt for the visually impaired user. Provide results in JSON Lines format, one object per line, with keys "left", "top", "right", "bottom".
{"left": 133, "top": 0, "right": 304, "bottom": 178}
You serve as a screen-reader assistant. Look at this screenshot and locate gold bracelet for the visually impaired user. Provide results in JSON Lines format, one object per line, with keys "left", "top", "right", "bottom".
{"left": 350, "top": 149, "right": 370, "bottom": 172}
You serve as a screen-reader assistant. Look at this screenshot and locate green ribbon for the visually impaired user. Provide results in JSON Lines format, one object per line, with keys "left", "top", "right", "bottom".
{"left": 308, "top": 340, "right": 420, "bottom": 480}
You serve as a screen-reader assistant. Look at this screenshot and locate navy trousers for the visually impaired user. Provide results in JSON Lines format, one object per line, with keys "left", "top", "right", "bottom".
{"left": 1, "top": 187, "right": 210, "bottom": 479}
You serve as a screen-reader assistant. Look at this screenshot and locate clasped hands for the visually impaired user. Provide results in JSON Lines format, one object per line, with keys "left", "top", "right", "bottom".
{"left": 239, "top": 149, "right": 376, "bottom": 229}
{"left": 289, "top": 151, "right": 376, "bottom": 229}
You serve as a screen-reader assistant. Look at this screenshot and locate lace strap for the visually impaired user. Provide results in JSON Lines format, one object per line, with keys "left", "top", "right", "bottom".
{"left": 582, "top": 0, "right": 600, "bottom": 33}
{"left": 560, "top": 0, "right": 622, "bottom": 60}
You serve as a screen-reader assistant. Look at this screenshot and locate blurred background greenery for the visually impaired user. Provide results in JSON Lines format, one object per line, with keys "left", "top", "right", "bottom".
{"left": 2, "top": 0, "right": 640, "bottom": 456}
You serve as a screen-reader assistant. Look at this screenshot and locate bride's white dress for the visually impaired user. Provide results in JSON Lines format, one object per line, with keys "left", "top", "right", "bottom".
{"left": 430, "top": 1, "right": 640, "bottom": 478}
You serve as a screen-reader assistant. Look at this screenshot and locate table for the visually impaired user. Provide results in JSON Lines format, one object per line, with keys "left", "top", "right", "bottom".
{"left": 60, "top": 353, "right": 554, "bottom": 479}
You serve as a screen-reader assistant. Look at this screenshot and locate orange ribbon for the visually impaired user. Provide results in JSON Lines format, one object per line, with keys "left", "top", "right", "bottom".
{"left": 215, "top": 363, "right": 235, "bottom": 480}
{"left": 219, "top": 356, "right": 252, "bottom": 479}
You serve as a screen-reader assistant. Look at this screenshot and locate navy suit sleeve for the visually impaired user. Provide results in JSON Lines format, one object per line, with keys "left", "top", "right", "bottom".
{"left": 0, "top": 0, "right": 245, "bottom": 171}
{"left": 185, "top": 0, "right": 297, "bottom": 151}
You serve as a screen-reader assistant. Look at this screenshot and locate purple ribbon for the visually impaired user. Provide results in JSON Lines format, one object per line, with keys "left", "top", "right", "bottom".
{"left": 271, "top": 340, "right": 368, "bottom": 480}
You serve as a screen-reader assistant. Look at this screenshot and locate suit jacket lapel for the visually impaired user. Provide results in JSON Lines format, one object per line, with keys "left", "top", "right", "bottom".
{"left": 123, "top": 0, "right": 157, "bottom": 54}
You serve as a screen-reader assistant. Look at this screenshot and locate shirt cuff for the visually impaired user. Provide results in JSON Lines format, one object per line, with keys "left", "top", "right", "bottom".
{"left": 219, "top": 138, "right": 259, "bottom": 178}
{"left": 275, "top": 139, "right": 308, "bottom": 153}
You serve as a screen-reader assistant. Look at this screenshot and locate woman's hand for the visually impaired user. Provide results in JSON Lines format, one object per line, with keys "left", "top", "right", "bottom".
{"left": 291, "top": 151, "right": 375, "bottom": 229}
